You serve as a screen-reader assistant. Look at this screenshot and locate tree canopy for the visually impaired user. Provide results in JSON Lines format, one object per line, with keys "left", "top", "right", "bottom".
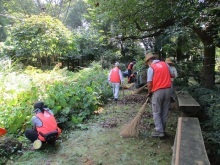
{"left": 87, "top": 0, "right": 220, "bottom": 88}
{"left": 0, "top": 0, "right": 220, "bottom": 88}
{"left": 4, "top": 14, "right": 74, "bottom": 66}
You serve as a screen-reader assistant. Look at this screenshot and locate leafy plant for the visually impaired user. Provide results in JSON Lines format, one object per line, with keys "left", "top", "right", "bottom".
{"left": 4, "top": 14, "right": 75, "bottom": 67}
{"left": 188, "top": 85, "right": 220, "bottom": 162}
{"left": 0, "top": 61, "right": 112, "bottom": 135}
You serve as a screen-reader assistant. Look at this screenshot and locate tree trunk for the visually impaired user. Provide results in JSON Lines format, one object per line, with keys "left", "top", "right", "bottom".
{"left": 201, "top": 42, "right": 215, "bottom": 89}
{"left": 120, "top": 40, "right": 126, "bottom": 61}
{"left": 176, "top": 35, "right": 185, "bottom": 61}
{"left": 193, "top": 26, "right": 216, "bottom": 89}
{"left": 36, "top": 0, "right": 42, "bottom": 12}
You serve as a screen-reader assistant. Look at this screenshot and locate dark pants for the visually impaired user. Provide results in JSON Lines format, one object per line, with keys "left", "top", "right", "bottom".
{"left": 128, "top": 69, "right": 132, "bottom": 79}
{"left": 25, "top": 129, "right": 38, "bottom": 143}
{"left": 25, "top": 129, "right": 57, "bottom": 145}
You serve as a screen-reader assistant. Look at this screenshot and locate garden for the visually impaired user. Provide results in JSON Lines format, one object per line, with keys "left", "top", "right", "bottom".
{"left": 0, "top": 0, "right": 220, "bottom": 164}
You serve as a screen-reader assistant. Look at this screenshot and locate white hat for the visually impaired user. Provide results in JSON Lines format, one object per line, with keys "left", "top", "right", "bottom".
{"left": 115, "top": 62, "right": 119, "bottom": 66}
{"left": 165, "top": 58, "right": 173, "bottom": 64}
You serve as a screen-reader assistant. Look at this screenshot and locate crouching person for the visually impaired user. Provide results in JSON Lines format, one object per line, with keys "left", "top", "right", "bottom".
{"left": 25, "top": 101, "right": 61, "bottom": 150}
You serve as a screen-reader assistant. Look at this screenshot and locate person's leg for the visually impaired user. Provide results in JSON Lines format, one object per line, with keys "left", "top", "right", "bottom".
{"left": 111, "top": 83, "right": 116, "bottom": 99}
{"left": 114, "top": 83, "right": 120, "bottom": 100}
{"left": 161, "top": 88, "right": 171, "bottom": 132}
{"left": 128, "top": 69, "right": 132, "bottom": 82}
{"left": 25, "top": 129, "right": 38, "bottom": 143}
{"left": 151, "top": 90, "right": 164, "bottom": 135}
{"left": 112, "top": 83, "right": 119, "bottom": 100}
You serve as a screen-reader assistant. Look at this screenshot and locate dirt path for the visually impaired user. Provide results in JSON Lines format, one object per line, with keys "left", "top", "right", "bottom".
{"left": 7, "top": 91, "right": 180, "bottom": 165}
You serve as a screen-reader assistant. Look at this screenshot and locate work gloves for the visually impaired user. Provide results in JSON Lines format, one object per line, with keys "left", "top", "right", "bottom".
{"left": 146, "top": 93, "right": 152, "bottom": 103}
{"left": 147, "top": 92, "right": 152, "bottom": 98}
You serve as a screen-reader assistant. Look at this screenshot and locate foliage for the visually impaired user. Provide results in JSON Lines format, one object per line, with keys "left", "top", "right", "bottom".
{"left": 87, "top": 0, "right": 219, "bottom": 46}
{"left": 87, "top": 0, "right": 219, "bottom": 88}
{"left": 3, "top": 14, "right": 75, "bottom": 66}
{"left": 187, "top": 85, "right": 220, "bottom": 161}
{"left": 0, "top": 61, "right": 112, "bottom": 134}
{"left": 2, "top": 0, "right": 39, "bottom": 16}
{"left": 65, "top": 0, "right": 89, "bottom": 29}
{"left": 62, "top": 26, "right": 121, "bottom": 68}
{"left": 155, "top": 29, "right": 202, "bottom": 61}
{"left": 173, "top": 60, "right": 203, "bottom": 87}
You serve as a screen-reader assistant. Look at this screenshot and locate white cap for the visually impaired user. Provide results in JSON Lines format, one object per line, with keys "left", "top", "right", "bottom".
{"left": 115, "top": 62, "right": 119, "bottom": 66}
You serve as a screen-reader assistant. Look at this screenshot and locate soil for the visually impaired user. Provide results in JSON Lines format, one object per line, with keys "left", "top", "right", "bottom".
{"left": 6, "top": 89, "right": 180, "bottom": 165}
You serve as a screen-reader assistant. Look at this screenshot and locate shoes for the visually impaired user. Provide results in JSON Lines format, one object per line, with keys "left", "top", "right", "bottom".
{"left": 114, "top": 98, "right": 118, "bottom": 102}
{"left": 170, "top": 97, "right": 175, "bottom": 103}
{"left": 164, "top": 132, "right": 169, "bottom": 137}
{"left": 151, "top": 131, "right": 165, "bottom": 137}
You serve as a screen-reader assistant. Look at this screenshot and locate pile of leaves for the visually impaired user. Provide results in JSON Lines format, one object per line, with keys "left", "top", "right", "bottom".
{"left": 120, "top": 94, "right": 148, "bottom": 104}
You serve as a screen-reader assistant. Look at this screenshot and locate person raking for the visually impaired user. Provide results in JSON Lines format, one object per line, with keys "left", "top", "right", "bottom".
{"left": 145, "top": 53, "right": 174, "bottom": 138}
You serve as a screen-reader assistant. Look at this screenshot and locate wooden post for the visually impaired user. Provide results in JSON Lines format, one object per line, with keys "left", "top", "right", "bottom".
{"left": 175, "top": 117, "right": 182, "bottom": 165}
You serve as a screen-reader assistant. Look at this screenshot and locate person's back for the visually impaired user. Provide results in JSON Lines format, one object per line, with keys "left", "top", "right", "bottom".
{"left": 35, "top": 110, "right": 60, "bottom": 142}
{"left": 25, "top": 101, "right": 61, "bottom": 149}
{"left": 108, "top": 62, "right": 123, "bottom": 102}
{"left": 150, "top": 61, "right": 171, "bottom": 92}
{"left": 145, "top": 53, "right": 174, "bottom": 138}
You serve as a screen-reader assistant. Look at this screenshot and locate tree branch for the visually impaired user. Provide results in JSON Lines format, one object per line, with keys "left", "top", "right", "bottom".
{"left": 0, "top": 14, "right": 23, "bottom": 21}
{"left": 116, "top": 29, "right": 164, "bottom": 41}
{"left": 134, "top": 17, "right": 176, "bottom": 32}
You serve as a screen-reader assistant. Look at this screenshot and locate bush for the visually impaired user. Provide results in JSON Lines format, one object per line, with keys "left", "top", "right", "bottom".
{"left": 0, "top": 62, "right": 112, "bottom": 133}
{"left": 188, "top": 85, "right": 220, "bottom": 162}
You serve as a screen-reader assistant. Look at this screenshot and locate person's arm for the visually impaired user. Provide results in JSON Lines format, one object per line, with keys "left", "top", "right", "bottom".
{"left": 147, "top": 67, "right": 153, "bottom": 94}
{"left": 31, "top": 116, "right": 37, "bottom": 130}
{"left": 132, "top": 64, "right": 135, "bottom": 71}
{"left": 147, "top": 82, "right": 153, "bottom": 94}
{"left": 31, "top": 116, "right": 43, "bottom": 130}
{"left": 118, "top": 69, "right": 124, "bottom": 83}
{"left": 167, "top": 65, "right": 175, "bottom": 78}
{"left": 173, "top": 67, "right": 178, "bottom": 78}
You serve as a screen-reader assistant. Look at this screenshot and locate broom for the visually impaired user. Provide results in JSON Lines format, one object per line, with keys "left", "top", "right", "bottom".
{"left": 120, "top": 97, "right": 150, "bottom": 138}
{"left": 131, "top": 83, "right": 147, "bottom": 95}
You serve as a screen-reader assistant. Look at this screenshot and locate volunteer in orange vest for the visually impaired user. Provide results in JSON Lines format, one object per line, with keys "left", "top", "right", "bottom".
{"left": 108, "top": 62, "right": 124, "bottom": 102}
{"left": 127, "top": 61, "right": 136, "bottom": 82}
{"left": 145, "top": 53, "right": 174, "bottom": 137}
{"left": 25, "top": 101, "right": 61, "bottom": 144}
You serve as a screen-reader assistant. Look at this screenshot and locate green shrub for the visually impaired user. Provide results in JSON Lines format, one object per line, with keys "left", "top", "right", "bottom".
{"left": 0, "top": 62, "right": 112, "bottom": 134}
{"left": 188, "top": 85, "right": 220, "bottom": 160}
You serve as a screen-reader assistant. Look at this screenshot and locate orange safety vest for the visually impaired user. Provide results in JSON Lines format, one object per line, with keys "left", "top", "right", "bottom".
{"left": 110, "top": 67, "right": 121, "bottom": 83}
{"left": 36, "top": 111, "right": 61, "bottom": 141}
{"left": 127, "top": 62, "right": 134, "bottom": 70}
{"left": 151, "top": 61, "right": 171, "bottom": 92}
